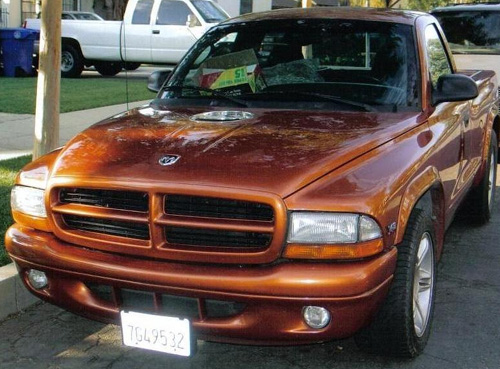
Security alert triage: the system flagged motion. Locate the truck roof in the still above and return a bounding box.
[222,7,428,26]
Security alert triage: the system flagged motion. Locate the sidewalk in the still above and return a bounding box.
[0,99,150,320]
[0,100,150,160]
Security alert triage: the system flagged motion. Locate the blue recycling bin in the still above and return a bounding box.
[0,28,39,77]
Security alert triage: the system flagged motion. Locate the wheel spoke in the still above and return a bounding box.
[413,298,424,334]
[412,232,434,338]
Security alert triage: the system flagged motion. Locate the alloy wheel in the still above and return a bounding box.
[413,232,434,338]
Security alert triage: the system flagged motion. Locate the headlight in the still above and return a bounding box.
[285,212,383,260]
[288,212,381,244]
[11,186,47,218]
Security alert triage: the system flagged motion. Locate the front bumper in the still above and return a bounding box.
[6,224,397,345]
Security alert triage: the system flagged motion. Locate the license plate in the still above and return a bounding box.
[121,311,192,357]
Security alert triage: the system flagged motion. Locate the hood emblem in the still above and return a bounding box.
[159,155,180,166]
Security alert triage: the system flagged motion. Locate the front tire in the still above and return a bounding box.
[61,43,84,78]
[355,209,436,358]
[94,61,122,77]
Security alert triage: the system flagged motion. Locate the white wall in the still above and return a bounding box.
[4,0,21,27]
[253,0,272,13]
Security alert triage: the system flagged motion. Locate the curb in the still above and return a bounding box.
[0,263,39,322]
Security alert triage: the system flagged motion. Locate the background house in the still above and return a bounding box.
[1,0,413,29]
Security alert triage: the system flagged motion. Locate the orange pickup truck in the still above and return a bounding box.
[6,8,499,358]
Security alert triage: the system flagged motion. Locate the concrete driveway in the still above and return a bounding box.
[1,181,499,369]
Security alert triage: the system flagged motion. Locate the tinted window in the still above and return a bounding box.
[433,10,500,54]
[425,25,452,88]
[132,0,154,25]
[157,1,192,25]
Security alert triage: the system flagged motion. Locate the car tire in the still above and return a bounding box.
[61,43,84,78]
[466,130,498,224]
[94,61,123,77]
[355,209,436,358]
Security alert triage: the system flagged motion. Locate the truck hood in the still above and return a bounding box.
[51,105,422,197]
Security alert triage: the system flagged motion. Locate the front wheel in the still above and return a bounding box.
[94,61,122,77]
[355,209,436,357]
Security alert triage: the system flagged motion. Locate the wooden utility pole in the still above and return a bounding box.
[33,0,62,160]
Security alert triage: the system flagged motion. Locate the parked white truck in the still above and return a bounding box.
[25,0,228,77]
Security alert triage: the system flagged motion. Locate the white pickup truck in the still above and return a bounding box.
[25,0,228,77]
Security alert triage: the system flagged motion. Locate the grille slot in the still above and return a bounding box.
[165,195,274,221]
[60,188,149,212]
[52,186,281,263]
[63,215,150,240]
[85,283,246,320]
[166,227,271,248]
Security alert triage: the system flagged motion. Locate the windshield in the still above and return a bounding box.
[163,19,419,112]
[433,11,500,54]
[191,0,228,23]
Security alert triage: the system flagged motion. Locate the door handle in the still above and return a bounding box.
[152,30,160,34]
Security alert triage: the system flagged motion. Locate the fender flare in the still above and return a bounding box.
[395,166,442,245]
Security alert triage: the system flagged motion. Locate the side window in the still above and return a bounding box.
[156,1,193,25]
[425,25,452,88]
[132,0,154,25]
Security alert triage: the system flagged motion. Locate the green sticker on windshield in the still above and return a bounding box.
[210,66,248,89]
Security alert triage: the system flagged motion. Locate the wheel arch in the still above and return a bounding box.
[395,168,445,260]
[61,38,85,63]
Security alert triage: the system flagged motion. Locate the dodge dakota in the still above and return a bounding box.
[6,8,499,358]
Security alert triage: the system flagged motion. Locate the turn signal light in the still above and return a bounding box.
[284,239,384,260]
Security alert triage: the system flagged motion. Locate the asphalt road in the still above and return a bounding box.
[1,179,499,369]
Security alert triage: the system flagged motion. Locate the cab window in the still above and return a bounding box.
[157,0,193,25]
[132,0,154,25]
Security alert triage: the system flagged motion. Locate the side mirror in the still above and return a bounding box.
[432,74,479,106]
[186,14,200,28]
[147,70,171,93]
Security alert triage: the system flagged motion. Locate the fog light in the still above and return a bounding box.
[303,306,331,329]
[27,269,48,289]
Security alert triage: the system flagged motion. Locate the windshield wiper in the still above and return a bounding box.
[163,85,248,107]
[250,91,376,112]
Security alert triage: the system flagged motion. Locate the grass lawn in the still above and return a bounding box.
[0,156,32,267]
[0,77,156,114]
